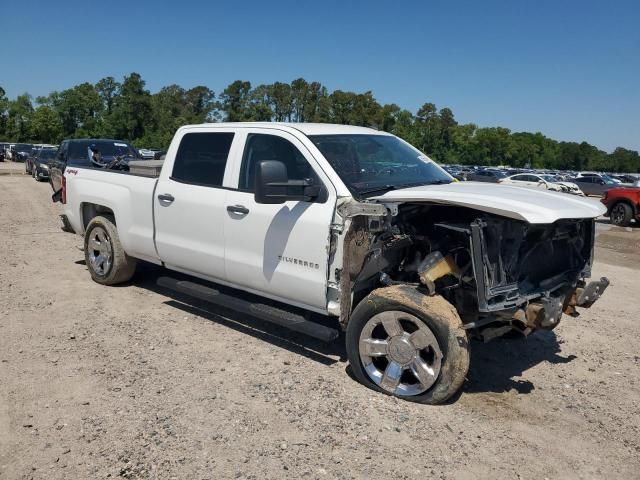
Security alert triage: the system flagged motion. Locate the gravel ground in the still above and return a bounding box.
[1,174,639,480]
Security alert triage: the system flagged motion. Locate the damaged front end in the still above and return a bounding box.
[336,202,608,341]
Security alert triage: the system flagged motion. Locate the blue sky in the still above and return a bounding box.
[2,0,638,151]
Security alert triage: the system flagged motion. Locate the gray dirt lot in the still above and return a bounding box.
[0,173,639,480]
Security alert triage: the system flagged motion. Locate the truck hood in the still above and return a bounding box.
[371,182,606,224]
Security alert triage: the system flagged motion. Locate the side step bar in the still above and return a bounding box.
[157,276,339,342]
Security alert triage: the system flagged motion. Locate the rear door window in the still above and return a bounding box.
[171,132,235,187]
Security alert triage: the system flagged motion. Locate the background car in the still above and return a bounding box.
[467,169,508,183]
[570,176,618,196]
[499,173,564,192]
[612,174,639,184]
[25,148,41,174]
[138,148,156,159]
[13,143,34,162]
[602,187,640,226]
[31,148,58,181]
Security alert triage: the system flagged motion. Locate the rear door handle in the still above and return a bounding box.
[158,193,175,203]
[227,204,249,215]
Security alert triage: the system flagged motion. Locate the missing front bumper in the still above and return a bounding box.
[513,277,610,332]
[563,277,610,315]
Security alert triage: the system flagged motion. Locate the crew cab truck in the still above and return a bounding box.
[57,123,609,404]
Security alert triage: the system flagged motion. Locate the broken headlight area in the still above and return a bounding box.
[349,204,607,340]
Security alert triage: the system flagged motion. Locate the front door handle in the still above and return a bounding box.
[227,204,249,215]
[158,193,175,203]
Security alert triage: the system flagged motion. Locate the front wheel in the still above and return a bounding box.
[346,286,469,404]
[84,216,137,285]
[610,202,633,227]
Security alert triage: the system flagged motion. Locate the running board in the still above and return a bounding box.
[157,276,339,342]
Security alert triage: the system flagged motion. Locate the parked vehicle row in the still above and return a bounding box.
[48,122,609,405]
[442,164,639,198]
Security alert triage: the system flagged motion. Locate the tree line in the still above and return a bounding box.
[0,74,638,172]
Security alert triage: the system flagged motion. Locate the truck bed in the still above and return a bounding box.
[64,166,161,264]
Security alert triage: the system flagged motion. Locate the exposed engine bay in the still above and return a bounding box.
[338,203,609,341]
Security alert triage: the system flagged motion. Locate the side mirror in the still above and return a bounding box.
[255,160,288,204]
[597,179,605,185]
[254,160,320,204]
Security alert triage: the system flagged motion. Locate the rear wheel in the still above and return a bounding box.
[610,202,633,227]
[346,285,469,404]
[84,216,137,285]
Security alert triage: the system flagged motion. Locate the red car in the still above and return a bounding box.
[602,187,640,226]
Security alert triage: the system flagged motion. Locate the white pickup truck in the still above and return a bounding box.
[58,122,609,404]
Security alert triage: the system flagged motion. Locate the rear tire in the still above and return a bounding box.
[84,215,137,285]
[610,202,633,227]
[346,285,469,404]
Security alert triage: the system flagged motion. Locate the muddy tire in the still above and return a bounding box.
[610,202,633,227]
[84,216,137,285]
[346,285,469,404]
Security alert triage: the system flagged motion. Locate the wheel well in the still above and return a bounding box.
[81,203,115,231]
[609,199,636,216]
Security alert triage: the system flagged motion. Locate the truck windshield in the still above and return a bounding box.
[308,134,452,197]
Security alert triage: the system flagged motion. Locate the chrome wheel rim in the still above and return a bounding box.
[88,226,113,276]
[611,205,625,225]
[359,311,442,396]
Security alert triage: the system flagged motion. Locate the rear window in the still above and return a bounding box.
[67,140,139,165]
[38,149,57,160]
[171,132,235,187]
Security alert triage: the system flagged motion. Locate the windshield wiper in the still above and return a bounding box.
[358,180,450,196]
[424,179,451,185]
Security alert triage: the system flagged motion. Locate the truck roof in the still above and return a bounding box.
[180,122,392,136]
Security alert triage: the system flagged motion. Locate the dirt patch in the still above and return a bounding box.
[595,228,640,270]
[1,175,639,479]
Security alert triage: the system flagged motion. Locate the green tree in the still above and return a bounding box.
[31,105,63,143]
[46,83,102,137]
[184,86,215,121]
[269,82,293,121]
[0,86,9,140]
[95,77,121,114]
[218,80,254,121]
[7,94,34,141]
[107,73,152,141]
[1,75,638,173]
